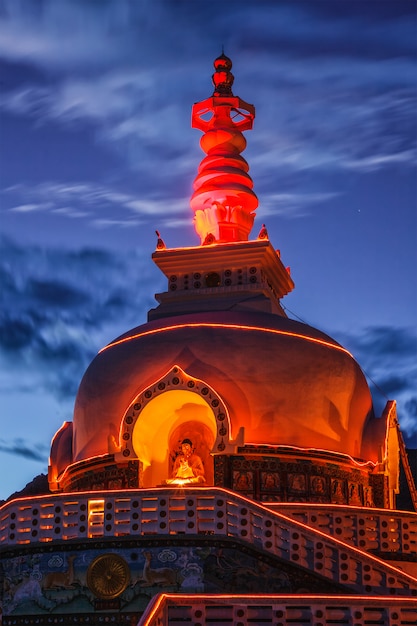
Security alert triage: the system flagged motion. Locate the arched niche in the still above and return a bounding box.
[117,365,231,487]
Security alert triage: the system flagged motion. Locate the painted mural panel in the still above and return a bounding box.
[1,542,330,617]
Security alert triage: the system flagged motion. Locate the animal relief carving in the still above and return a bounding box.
[43,556,76,589]
[140,552,177,587]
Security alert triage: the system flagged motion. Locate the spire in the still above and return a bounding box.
[191,53,258,244]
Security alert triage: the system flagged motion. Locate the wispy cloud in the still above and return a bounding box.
[258,192,341,219]
[0,438,49,463]
[0,71,155,124]
[2,67,414,178]
[344,149,417,172]
[9,203,48,213]
[0,1,413,72]
[0,2,414,180]
[2,181,189,228]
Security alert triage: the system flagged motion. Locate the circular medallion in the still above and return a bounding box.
[87,554,130,599]
[205,272,221,287]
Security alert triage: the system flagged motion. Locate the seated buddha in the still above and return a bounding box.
[165,439,206,485]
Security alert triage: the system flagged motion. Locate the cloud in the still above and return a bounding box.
[0,438,48,463]
[229,2,415,61]
[344,149,417,172]
[248,84,416,177]
[335,326,417,446]
[9,203,47,213]
[0,71,155,124]
[3,62,414,178]
[0,235,163,402]
[0,74,196,192]
[51,207,89,218]
[0,1,414,74]
[2,181,190,229]
[345,326,417,362]
[91,218,141,229]
[126,197,189,217]
[30,277,90,307]
[258,191,341,219]
[0,0,154,69]
[0,1,414,182]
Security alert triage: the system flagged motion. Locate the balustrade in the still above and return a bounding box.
[139,594,417,626]
[1,488,416,595]
[265,503,417,555]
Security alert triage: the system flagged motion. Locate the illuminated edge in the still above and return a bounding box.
[99,322,353,357]
[244,443,376,468]
[118,364,232,460]
[141,593,417,626]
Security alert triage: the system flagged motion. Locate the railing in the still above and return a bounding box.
[397,421,417,511]
[264,502,417,555]
[138,594,417,626]
[1,488,416,596]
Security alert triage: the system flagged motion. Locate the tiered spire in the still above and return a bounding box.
[191,53,258,244]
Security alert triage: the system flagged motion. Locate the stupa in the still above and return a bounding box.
[1,53,416,626]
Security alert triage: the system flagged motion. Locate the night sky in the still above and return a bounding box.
[0,0,416,500]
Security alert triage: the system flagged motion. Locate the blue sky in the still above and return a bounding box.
[0,0,416,500]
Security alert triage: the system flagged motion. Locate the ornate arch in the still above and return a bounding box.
[117,365,231,461]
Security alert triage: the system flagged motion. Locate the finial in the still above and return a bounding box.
[155,230,166,250]
[257,224,269,240]
[203,233,216,246]
[212,52,234,96]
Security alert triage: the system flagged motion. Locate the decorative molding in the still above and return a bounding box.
[117,365,232,461]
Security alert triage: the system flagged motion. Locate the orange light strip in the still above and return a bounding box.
[147,592,417,602]
[140,593,417,625]
[141,592,169,624]
[56,452,111,485]
[0,484,407,514]
[383,400,397,463]
[264,501,406,515]
[244,442,376,468]
[99,322,353,357]
[0,484,409,521]
[48,420,73,467]
[153,239,270,253]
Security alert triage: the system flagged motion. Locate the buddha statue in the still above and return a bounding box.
[165,439,206,485]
